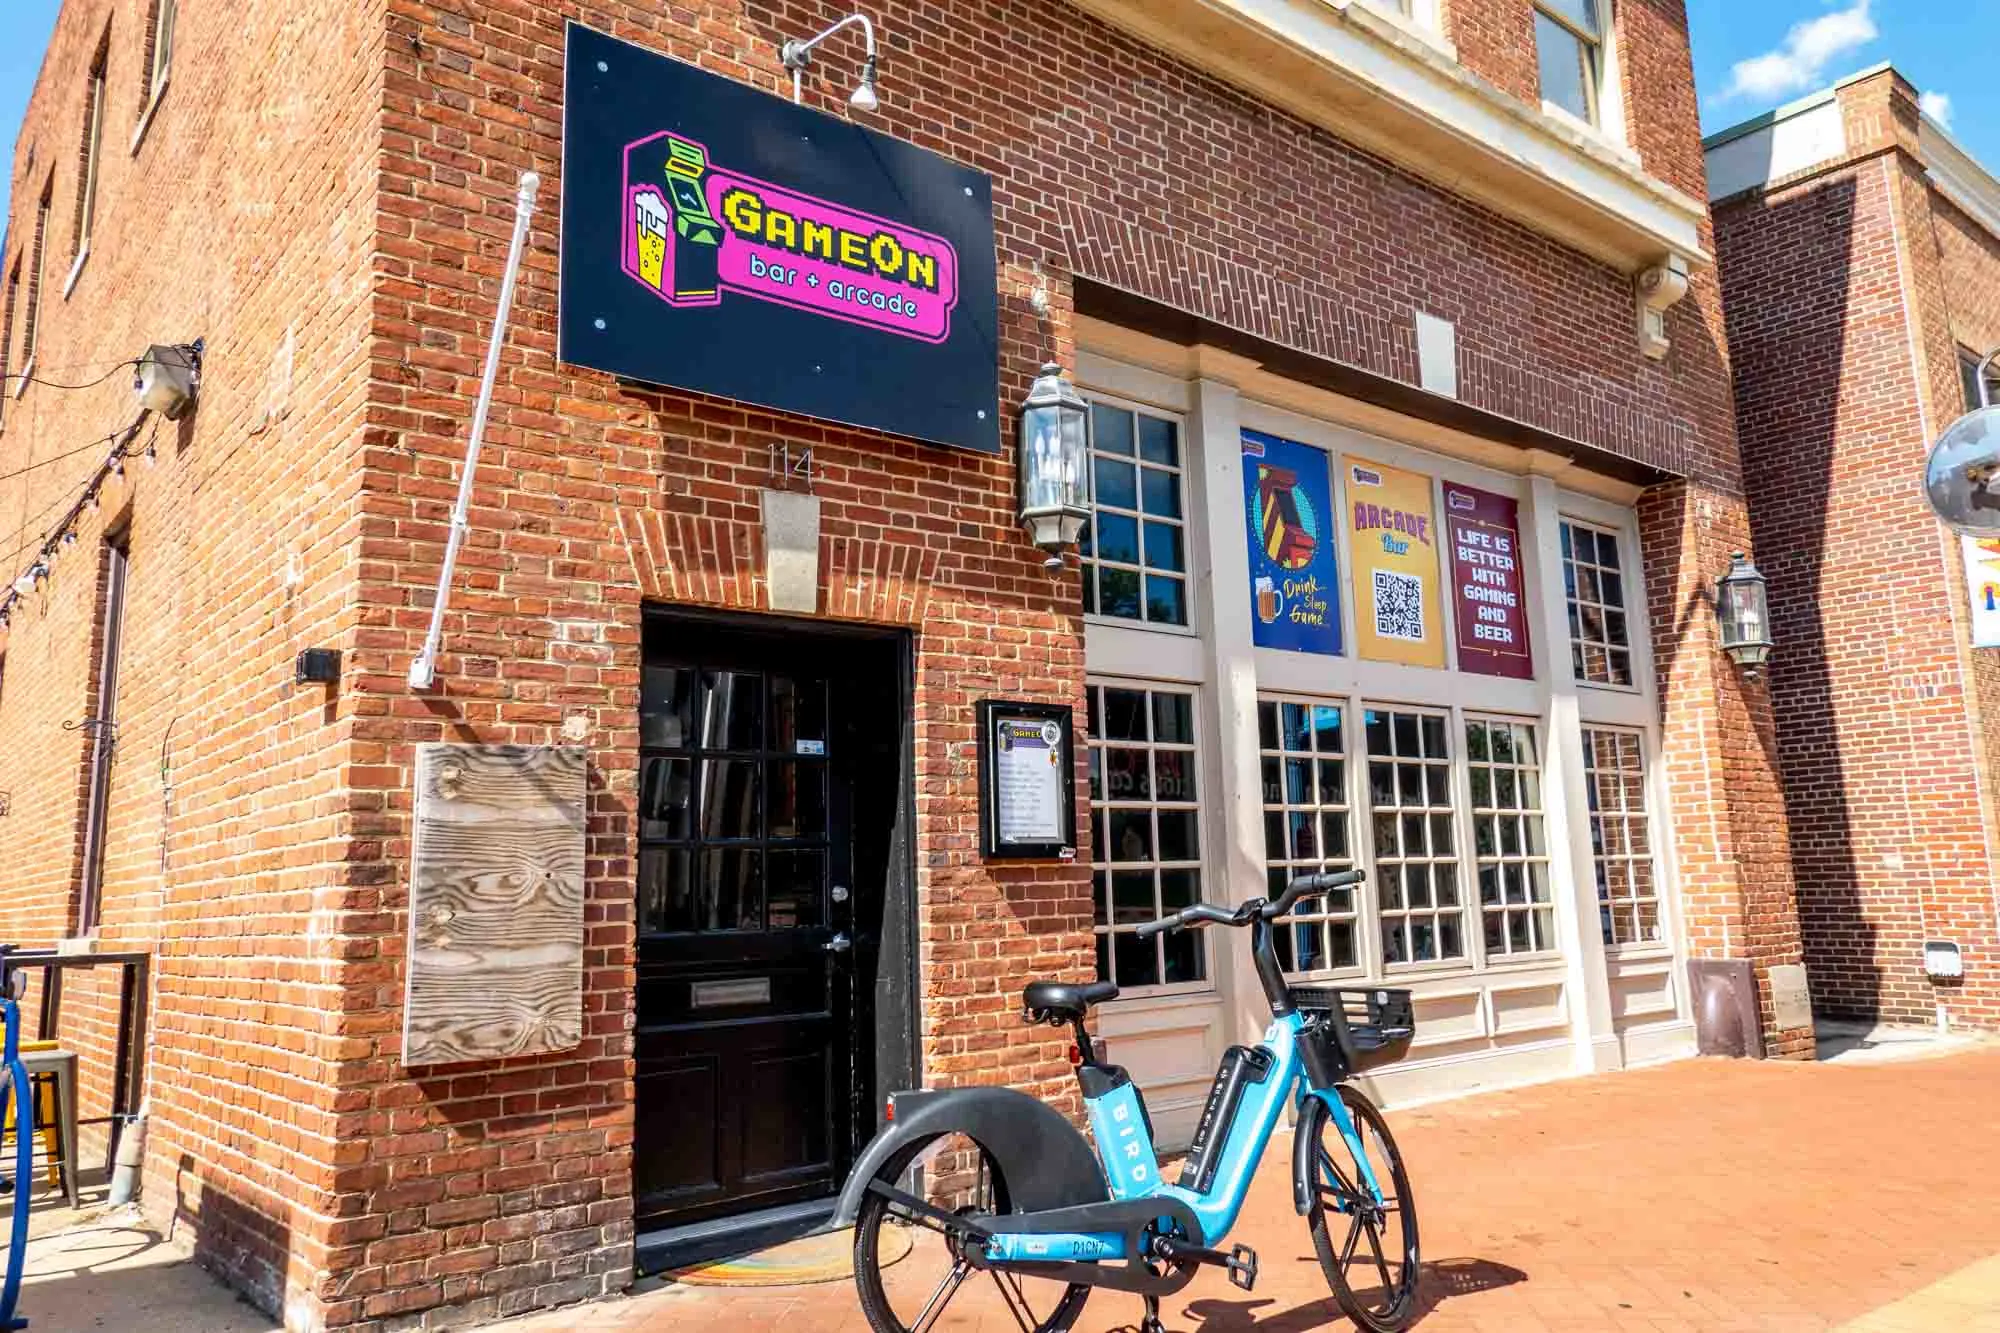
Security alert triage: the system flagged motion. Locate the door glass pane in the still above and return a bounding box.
[640,757,693,841]
[701,759,761,839]
[766,762,826,839]
[770,675,827,753]
[697,848,761,931]
[642,666,697,747]
[1101,689,1149,741]
[765,850,825,930]
[702,670,763,750]
[639,848,693,934]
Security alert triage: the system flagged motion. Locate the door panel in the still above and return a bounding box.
[634,616,904,1233]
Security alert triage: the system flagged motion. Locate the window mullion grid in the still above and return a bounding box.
[1365,705,1464,969]
[1467,716,1555,961]
[1090,683,1204,992]
[1258,694,1359,978]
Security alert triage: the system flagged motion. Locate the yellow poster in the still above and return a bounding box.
[1345,457,1446,668]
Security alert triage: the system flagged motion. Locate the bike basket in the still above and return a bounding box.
[1288,986,1416,1084]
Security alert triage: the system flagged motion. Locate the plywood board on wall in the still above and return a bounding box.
[403,744,587,1067]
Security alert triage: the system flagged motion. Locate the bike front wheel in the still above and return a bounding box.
[1302,1084,1421,1333]
[853,1132,1092,1333]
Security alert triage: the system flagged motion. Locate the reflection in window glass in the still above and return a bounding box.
[1584,727,1660,946]
[1364,706,1464,965]
[1259,697,1358,975]
[1466,718,1556,957]
[1088,682,1206,988]
[1562,520,1633,686]
[1081,398,1189,627]
[1534,0,1601,125]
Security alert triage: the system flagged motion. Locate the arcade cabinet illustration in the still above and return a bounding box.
[625,133,723,304]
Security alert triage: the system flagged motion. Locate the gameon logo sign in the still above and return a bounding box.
[559,23,1000,454]
[622,131,960,344]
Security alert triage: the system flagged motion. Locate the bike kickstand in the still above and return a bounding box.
[1139,1292,1167,1333]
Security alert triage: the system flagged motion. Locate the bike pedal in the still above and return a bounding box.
[1227,1243,1258,1291]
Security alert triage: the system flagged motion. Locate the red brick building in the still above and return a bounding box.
[1709,65,2000,1035]
[0,0,1805,1327]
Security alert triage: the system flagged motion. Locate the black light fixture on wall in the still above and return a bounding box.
[1715,552,1773,673]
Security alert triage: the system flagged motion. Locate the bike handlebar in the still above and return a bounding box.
[1132,869,1366,938]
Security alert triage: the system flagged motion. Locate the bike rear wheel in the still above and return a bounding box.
[1303,1084,1421,1333]
[853,1132,1092,1333]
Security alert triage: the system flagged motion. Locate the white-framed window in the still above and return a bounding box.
[1562,518,1633,687]
[0,259,15,423]
[1087,681,1207,991]
[1582,726,1660,947]
[1258,696,1360,976]
[146,0,176,101]
[73,38,108,276]
[1081,397,1190,629]
[1466,716,1556,957]
[1362,705,1464,966]
[17,183,50,392]
[1534,0,1605,126]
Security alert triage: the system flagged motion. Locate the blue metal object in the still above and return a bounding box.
[1,961,33,1331]
[983,1011,1391,1268]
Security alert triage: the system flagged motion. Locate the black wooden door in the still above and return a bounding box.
[634,616,902,1233]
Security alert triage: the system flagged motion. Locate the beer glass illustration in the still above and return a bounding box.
[1256,576,1282,624]
[633,190,670,292]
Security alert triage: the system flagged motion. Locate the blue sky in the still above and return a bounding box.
[0,0,1990,220]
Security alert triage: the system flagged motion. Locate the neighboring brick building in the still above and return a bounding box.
[1708,65,2000,1034]
[0,0,1805,1328]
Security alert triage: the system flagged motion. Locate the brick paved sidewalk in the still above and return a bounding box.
[498,1046,2000,1332]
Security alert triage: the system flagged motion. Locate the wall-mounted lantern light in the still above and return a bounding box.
[1017,362,1090,572]
[1715,551,1773,672]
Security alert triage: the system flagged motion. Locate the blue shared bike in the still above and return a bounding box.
[836,869,1421,1333]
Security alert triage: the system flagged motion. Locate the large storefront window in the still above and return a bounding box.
[1466,717,1555,956]
[1562,519,1633,686]
[1583,727,1660,946]
[1259,697,1358,974]
[1364,706,1463,965]
[1088,682,1206,989]
[1081,400,1189,627]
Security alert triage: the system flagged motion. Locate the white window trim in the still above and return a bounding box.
[1579,721,1671,957]
[62,245,90,301]
[131,75,168,155]
[1531,0,1632,158]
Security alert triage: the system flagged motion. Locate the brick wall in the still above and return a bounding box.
[1715,68,2000,1031]
[0,0,1809,1328]
[0,0,387,1315]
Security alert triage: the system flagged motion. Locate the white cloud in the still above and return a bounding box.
[1920,90,1953,128]
[1722,1,1879,103]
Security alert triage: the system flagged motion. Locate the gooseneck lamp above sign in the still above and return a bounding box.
[1926,347,2000,536]
[1715,552,1773,672]
[780,12,879,111]
[1017,362,1091,571]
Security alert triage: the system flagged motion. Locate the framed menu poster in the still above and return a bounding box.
[977,700,1078,859]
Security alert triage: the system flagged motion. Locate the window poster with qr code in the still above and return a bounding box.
[1345,458,1446,669]
[1241,429,1342,656]
[1445,484,1534,678]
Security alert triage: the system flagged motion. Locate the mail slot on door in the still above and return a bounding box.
[691,978,772,1009]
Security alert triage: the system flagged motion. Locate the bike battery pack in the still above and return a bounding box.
[1178,1044,1274,1193]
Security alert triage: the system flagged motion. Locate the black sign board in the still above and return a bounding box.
[559,23,1001,453]
[976,700,1077,860]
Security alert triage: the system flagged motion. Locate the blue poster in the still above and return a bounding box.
[1242,430,1342,655]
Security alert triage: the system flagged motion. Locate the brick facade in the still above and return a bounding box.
[1713,67,2000,1032]
[0,1,1806,1328]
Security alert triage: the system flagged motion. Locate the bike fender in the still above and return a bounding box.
[1292,1087,1336,1215]
[833,1087,1109,1226]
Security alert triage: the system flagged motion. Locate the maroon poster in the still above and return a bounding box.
[1444,484,1532,678]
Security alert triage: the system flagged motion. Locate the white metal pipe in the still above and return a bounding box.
[408,170,540,690]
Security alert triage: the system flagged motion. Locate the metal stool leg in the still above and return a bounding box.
[50,1060,79,1211]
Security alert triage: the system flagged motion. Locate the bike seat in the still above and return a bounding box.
[1023,980,1119,1021]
